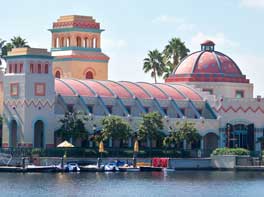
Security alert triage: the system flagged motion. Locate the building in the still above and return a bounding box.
[1,15,264,153]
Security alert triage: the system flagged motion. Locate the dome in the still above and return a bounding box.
[165,40,249,83]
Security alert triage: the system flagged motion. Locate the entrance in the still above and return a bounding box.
[34,120,44,148]
[10,120,18,147]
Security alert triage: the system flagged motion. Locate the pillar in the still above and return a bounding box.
[255,129,262,152]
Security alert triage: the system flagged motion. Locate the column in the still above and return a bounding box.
[128,137,132,148]
[109,137,112,148]
[200,138,204,150]
[255,129,262,152]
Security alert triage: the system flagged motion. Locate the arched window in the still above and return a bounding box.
[44,64,48,73]
[55,71,61,78]
[9,64,12,73]
[85,71,94,79]
[60,37,64,47]
[84,38,89,48]
[30,64,34,73]
[76,37,82,47]
[38,64,41,73]
[56,37,60,48]
[34,120,44,148]
[66,37,70,47]
[92,38,96,48]
[14,64,17,73]
[19,64,23,73]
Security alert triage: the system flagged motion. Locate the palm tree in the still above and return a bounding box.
[143,49,165,83]
[10,36,29,48]
[163,38,190,79]
[0,39,6,65]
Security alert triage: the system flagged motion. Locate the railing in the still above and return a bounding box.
[0,147,215,158]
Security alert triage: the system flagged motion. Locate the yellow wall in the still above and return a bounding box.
[53,60,108,80]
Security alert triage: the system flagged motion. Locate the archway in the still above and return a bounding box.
[76,37,82,47]
[85,71,94,79]
[204,132,218,151]
[10,120,18,148]
[34,120,44,148]
[55,71,61,78]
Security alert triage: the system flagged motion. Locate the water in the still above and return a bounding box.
[1,171,264,196]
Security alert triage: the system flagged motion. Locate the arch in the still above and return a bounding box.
[56,37,60,48]
[85,71,94,79]
[60,37,64,47]
[203,132,218,151]
[9,119,18,148]
[34,120,44,148]
[76,36,82,47]
[55,70,61,78]
[92,37,96,48]
[66,37,70,47]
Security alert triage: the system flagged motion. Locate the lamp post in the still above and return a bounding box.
[133,132,139,168]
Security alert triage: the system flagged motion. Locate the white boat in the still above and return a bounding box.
[104,163,119,172]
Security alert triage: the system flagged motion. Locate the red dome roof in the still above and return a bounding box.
[55,79,203,101]
[166,41,249,83]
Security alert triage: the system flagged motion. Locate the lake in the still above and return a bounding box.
[1,171,264,196]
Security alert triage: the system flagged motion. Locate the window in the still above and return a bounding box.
[10,83,19,96]
[107,106,112,114]
[37,64,41,73]
[44,64,48,73]
[202,88,213,95]
[67,105,74,112]
[144,107,149,113]
[163,108,168,115]
[126,106,131,115]
[14,64,17,73]
[85,71,93,79]
[235,90,244,98]
[87,105,93,114]
[55,71,61,78]
[34,83,46,96]
[9,64,12,73]
[30,64,34,73]
[76,37,82,47]
[180,108,185,116]
[19,64,23,73]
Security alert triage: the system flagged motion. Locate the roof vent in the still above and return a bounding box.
[201,40,215,51]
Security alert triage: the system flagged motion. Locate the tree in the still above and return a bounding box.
[143,49,165,83]
[55,111,89,146]
[10,36,29,48]
[0,39,6,65]
[101,116,131,147]
[163,38,190,79]
[138,112,164,151]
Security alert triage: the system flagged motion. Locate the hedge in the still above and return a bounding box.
[212,148,249,156]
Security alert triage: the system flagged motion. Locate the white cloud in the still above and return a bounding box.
[240,0,264,8]
[101,38,127,50]
[190,32,240,51]
[152,15,184,24]
[152,15,195,32]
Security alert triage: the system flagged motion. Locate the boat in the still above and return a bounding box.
[104,163,119,172]
[119,166,140,172]
[79,165,104,172]
[139,166,163,172]
[162,168,175,172]
[26,165,58,173]
[64,163,80,172]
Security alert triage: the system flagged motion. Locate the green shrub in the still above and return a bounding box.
[212,148,249,156]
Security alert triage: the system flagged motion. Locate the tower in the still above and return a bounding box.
[49,15,109,80]
[2,48,55,148]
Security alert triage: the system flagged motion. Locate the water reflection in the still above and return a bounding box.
[0,171,264,196]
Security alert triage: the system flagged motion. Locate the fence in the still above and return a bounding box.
[0,147,215,158]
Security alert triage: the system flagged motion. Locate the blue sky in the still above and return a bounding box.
[1,0,264,95]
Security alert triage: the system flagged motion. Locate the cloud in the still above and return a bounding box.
[190,32,240,50]
[240,0,264,8]
[152,15,195,32]
[101,38,127,49]
[152,15,184,24]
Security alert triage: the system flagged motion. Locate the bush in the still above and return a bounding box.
[212,148,249,156]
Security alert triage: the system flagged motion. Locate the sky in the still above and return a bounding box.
[0,0,264,96]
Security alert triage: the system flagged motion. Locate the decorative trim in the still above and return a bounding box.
[6,55,53,60]
[53,58,108,63]
[49,27,104,33]
[51,47,101,52]
[213,106,264,114]
[5,99,55,109]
